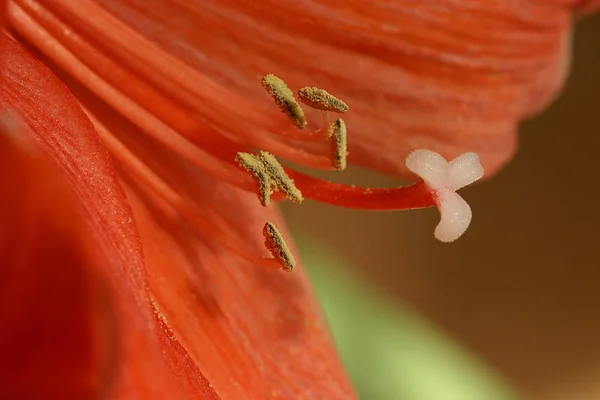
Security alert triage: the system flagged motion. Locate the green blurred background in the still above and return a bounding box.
[282,13,600,400]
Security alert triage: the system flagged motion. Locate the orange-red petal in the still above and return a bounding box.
[126,171,356,399]
[87,0,596,178]
[2,7,355,398]
[0,34,218,398]
[577,0,600,13]
[69,86,357,398]
[0,118,106,399]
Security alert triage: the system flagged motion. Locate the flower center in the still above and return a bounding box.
[8,0,483,271]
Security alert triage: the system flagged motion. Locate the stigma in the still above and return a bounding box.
[406,150,484,243]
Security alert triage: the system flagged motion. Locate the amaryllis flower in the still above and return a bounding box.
[1,1,598,399]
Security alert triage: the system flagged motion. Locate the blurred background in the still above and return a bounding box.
[282,13,600,400]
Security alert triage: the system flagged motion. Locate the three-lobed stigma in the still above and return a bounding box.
[406,150,484,243]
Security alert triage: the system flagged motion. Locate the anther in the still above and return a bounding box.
[262,221,296,271]
[297,87,349,114]
[235,152,273,206]
[235,151,303,206]
[258,151,304,203]
[329,118,348,171]
[262,74,307,129]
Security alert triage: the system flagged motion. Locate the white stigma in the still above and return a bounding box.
[405,150,484,243]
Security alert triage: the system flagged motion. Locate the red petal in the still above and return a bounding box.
[0,35,218,398]
[0,120,106,399]
[126,169,356,399]
[70,86,357,397]
[3,8,355,397]
[576,0,600,12]
[88,0,592,178]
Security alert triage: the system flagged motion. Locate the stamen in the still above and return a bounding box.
[15,2,336,170]
[235,152,273,206]
[258,151,303,203]
[261,74,307,129]
[329,118,348,171]
[262,222,296,272]
[297,87,349,114]
[235,151,303,206]
[16,0,480,244]
[92,116,286,271]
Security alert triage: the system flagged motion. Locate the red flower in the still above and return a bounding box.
[1,0,597,398]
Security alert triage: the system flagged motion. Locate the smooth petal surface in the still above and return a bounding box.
[87,0,597,178]
[131,190,354,399]
[129,185,354,399]
[0,120,106,399]
[0,35,218,398]
[577,0,600,12]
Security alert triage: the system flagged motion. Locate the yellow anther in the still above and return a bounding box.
[262,221,296,271]
[235,152,273,206]
[297,87,349,114]
[257,151,303,204]
[262,74,307,129]
[329,118,348,171]
[235,151,303,206]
